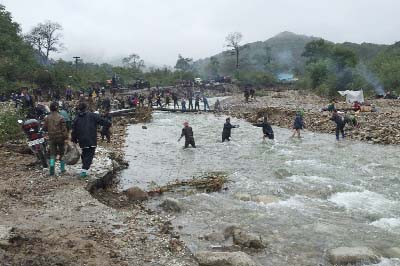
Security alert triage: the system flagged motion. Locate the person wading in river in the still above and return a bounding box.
[292,111,305,138]
[222,117,240,142]
[253,117,274,140]
[178,121,196,148]
[330,110,345,141]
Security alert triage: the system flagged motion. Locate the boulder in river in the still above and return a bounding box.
[160,198,182,212]
[328,247,380,265]
[196,251,257,266]
[234,193,251,201]
[232,229,266,249]
[384,247,400,259]
[252,195,279,204]
[203,231,225,242]
[125,187,148,201]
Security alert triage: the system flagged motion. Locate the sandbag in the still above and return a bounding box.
[63,142,80,165]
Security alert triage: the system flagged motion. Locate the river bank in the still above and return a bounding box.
[222,90,400,145]
[0,107,197,266]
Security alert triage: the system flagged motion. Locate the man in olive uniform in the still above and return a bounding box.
[43,102,68,175]
[178,121,196,148]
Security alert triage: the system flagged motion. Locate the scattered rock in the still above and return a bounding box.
[160,198,182,212]
[232,229,266,249]
[234,193,251,201]
[203,231,225,242]
[273,169,291,179]
[252,195,279,204]
[328,247,380,265]
[142,125,147,129]
[196,251,257,266]
[125,187,148,201]
[384,247,400,259]
[224,225,240,240]
[0,226,14,247]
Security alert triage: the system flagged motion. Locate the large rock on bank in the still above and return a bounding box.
[125,187,148,201]
[196,251,257,266]
[328,247,380,265]
[0,226,14,247]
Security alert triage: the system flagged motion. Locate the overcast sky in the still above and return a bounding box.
[2,0,400,66]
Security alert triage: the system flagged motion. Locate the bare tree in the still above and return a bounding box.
[25,20,63,62]
[122,53,145,71]
[225,32,243,69]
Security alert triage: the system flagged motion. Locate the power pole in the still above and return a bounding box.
[73,56,81,73]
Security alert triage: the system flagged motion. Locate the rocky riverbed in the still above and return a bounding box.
[222,90,400,145]
[0,107,197,266]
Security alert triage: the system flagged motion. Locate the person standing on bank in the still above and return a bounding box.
[71,102,111,178]
[178,121,196,148]
[222,117,240,142]
[43,102,68,175]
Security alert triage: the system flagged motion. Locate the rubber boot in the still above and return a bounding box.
[60,160,66,173]
[49,158,55,176]
[79,170,87,179]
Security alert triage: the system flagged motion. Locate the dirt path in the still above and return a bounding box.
[0,111,197,266]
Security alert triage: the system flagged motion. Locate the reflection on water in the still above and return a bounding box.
[121,110,400,266]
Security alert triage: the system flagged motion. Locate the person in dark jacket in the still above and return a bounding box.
[178,121,196,148]
[253,117,274,140]
[100,110,112,143]
[188,94,194,110]
[330,110,345,140]
[222,117,239,142]
[71,102,111,178]
[195,95,200,111]
[292,112,304,138]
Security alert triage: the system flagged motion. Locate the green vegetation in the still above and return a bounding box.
[0,108,24,143]
[0,3,399,97]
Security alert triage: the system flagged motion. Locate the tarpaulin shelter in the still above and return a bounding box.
[338,90,364,103]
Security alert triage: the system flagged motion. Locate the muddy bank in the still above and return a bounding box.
[0,107,198,266]
[222,91,400,145]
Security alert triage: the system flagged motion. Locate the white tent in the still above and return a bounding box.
[338,90,364,103]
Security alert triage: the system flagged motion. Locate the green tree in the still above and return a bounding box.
[175,54,193,72]
[0,4,38,94]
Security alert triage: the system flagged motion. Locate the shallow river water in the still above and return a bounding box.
[120,107,400,266]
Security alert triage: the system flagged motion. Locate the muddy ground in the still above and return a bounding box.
[0,107,197,266]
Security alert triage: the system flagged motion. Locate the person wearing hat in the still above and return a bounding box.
[253,117,274,140]
[222,117,239,142]
[178,121,196,148]
[71,102,111,178]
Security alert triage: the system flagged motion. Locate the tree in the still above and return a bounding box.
[175,54,193,72]
[302,39,332,63]
[225,32,243,70]
[122,53,145,71]
[25,20,63,62]
[0,4,37,93]
[206,56,220,77]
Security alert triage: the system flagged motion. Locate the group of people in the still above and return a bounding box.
[43,101,112,178]
[178,113,305,149]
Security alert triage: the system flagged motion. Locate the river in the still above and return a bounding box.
[120,106,400,266]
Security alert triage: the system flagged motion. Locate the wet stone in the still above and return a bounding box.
[232,229,266,249]
[384,247,400,259]
[234,193,251,201]
[160,198,182,213]
[328,247,380,265]
[0,226,14,247]
[125,187,148,201]
[196,251,258,266]
[252,195,279,204]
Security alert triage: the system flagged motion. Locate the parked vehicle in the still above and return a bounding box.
[18,119,49,168]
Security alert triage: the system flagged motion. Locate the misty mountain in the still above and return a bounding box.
[193,31,388,79]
